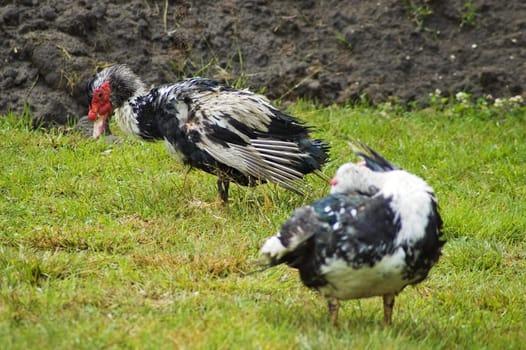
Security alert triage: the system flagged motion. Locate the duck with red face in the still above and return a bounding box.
[86,64,330,203]
[87,81,112,139]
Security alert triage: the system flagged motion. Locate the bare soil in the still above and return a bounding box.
[1,0,524,128]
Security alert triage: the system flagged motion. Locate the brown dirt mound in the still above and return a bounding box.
[1,0,524,128]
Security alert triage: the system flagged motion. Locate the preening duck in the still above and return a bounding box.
[260,142,445,325]
[86,65,330,203]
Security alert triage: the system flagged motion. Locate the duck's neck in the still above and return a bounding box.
[114,95,141,137]
[107,66,150,138]
[354,169,387,196]
[113,89,146,138]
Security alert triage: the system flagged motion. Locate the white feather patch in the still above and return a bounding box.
[114,101,141,136]
[319,248,410,299]
[380,171,435,244]
[259,235,287,260]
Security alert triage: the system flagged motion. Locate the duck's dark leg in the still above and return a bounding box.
[328,298,340,326]
[382,293,396,326]
[217,179,230,204]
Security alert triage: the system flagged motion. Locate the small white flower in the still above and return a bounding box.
[429,89,442,100]
[509,95,523,104]
[471,43,478,49]
[494,98,504,108]
[455,92,469,102]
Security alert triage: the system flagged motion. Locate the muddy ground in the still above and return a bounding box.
[1,0,524,128]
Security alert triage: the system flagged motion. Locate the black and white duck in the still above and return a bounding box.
[86,64,330,203]
[260,142,445,325]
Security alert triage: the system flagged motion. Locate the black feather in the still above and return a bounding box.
[351,141,399,172]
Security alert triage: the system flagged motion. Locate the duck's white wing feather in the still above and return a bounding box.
[176,83,323,193]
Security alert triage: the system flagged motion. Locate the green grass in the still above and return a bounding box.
[1,102,525,349]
